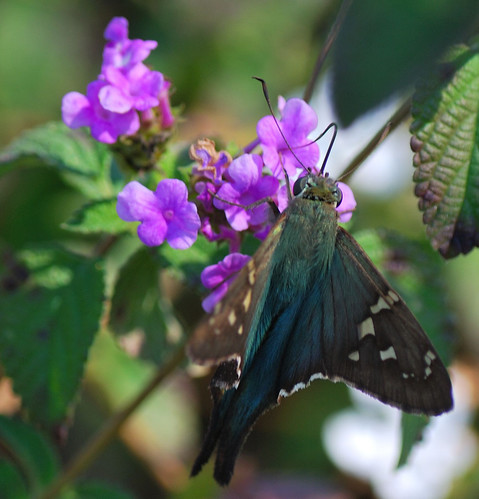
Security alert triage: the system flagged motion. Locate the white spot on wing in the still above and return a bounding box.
[243,288,252,311]
[370,296,390,314]
[425,350,436,365]
[379,345,397,361]
[227,310,236,326]
[348,350,360,361]
[388,290,399,303]
[238,324,244,335]
[358,317,375,340]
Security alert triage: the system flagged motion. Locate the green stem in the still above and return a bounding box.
[38,345,187,499]
[339,96,412,181]
[303,0,353,103]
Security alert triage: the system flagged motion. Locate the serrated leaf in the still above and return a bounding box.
[110,247,177,365]
[0,416,59,497]
[411,44,479,258]
[355,229,453,363]
[0,247,105,425]
[0,122,119,199]
[62,198,130,234]
[332,0,477,126]
[397,412,429,467]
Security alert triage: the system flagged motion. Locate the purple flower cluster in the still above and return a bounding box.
[62,17,173,144]
[116,89,357,310]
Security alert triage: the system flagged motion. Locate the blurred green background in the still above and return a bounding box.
[1,1,479,498]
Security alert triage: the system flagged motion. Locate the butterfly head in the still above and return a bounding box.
[292,173,343,207]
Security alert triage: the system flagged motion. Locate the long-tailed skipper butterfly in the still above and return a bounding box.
[187,90,453,486]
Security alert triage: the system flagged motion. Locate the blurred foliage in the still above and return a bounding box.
[0,1,478,498]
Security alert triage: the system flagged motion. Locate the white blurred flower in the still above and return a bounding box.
[322,368,476,499]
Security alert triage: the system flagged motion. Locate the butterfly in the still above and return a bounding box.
[187,150,453,487]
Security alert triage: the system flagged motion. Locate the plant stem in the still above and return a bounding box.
[38,345,186,499]
[339,96,412,181]
[303,0,353,103]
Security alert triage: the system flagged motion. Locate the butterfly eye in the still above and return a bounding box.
[335,186,343,207]
[293,176,308,196]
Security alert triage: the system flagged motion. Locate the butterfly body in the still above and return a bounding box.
[188,173,453,486]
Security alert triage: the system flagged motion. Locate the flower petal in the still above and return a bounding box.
[137,216,167,246]
[117,181,159,221]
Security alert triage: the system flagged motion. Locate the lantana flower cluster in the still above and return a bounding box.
[62,17,173,144]
[62,17,356,313]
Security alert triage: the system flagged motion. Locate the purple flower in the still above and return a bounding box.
[158,80,175,129]
[201,253,251,312]
[100,17,168,114]
[257,98,319,179]
[200,217,241,254]
[100,64,165,112]
[190,138,232,183]
[214,154,279,231]
[337,182,357,223]
[62,16,175,142]
[102,17,158,73]
[62,80,140,144]
[117,179,200,249]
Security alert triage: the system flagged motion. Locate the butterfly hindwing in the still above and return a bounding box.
[278,226,453,415]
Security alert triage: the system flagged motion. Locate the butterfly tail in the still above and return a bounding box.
[190,390,231,477]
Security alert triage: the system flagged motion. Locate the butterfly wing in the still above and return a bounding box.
[278,226,453,415]
[187,213,287,386]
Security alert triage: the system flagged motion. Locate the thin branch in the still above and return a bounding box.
[338,96,412,182]
[38,344,187,499]
[303,0,353,103]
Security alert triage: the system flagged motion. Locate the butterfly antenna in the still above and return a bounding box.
[253,77,309,174]
[318,122,337,175]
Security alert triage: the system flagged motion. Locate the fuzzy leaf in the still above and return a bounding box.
[411,45,479,258]
[0,122,118,199]
[0,247,105,425]
[110,247,178,365]
[332,0,477,125]
[62,198,130,234]
[0,416,59,497]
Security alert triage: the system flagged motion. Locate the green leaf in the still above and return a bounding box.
[411,44,479,258]
[397,413,429,467]
[62,198,130,235]
[0,246,105,425]
[355,229,453,363]
[0,416,59,497]
[332,0,477,125]
[0,122,119,199]
[159,234,228,281]
[110,248,178,365]
[0,461,29,499]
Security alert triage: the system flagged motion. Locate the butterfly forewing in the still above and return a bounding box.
[187,213,287,377]
[278,226,452,415]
